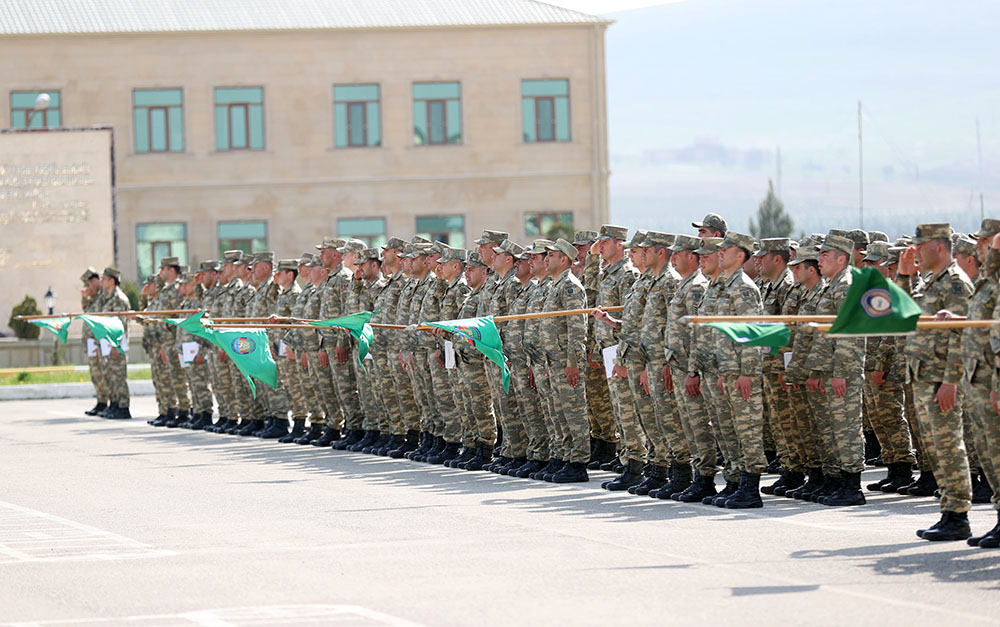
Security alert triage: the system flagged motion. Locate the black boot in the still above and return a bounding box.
[587,437,601,466]
[259,418,290,439]
[599,449,620,472]
[279,418,307,443]
[972,472,995,504]
[500,457,528,476]
[463,442,494,471]
[709,479,740,506]
[361,431,386,454]
[445,445,475,468]
[631,465,668,496]
[252,417,274,437]
[166,409,189,428]
[101,402,120,419]
[648,463,679,499]
[551,461,589,483]
[207,417,232,433]
[790,468,824,500]
[238,419,266,437]
[820,471,866,506]
[764,450,781,474]
[294,423,323,444]
[184,412,207,429]
[773,471,805,497]
[515,459,545,479]
[355,431,382,454]
[376,434,402,456]
[147,410,166,425]
[224,418,246,435]
[85,401,107,416]
[590,440,617,470]
[107,405,132,420]
[864,430,882,465]
[920,511,972,542]
[427,441,461,465]
[604,459,644,491]
[664,462,694,499]
[151,407,174,427]
[762,471,790,495]
[405,433,432,460]
[876,461,915,493]
[314,426,344,447]
[725,472,763,509]
[530,458,560,480]
[901,470,937,496]
[372,433,395,456]
[419,436,446,463]
[331,428,360,450]
[542,460,567,482]
[970,511,1000,548]
[673,473,718,502]
[810,472,842,503]
[389,431,420,459]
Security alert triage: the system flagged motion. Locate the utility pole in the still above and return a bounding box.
[858,100,864,229]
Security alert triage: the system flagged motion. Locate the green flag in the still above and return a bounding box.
[212,327,277,398]
[76,314,125,352]
[310,311,376,364]
[29,317,72,344]
[427,316,510,392]
[162,310,216,342]
[705,322,791,348]
[827,266,921,336]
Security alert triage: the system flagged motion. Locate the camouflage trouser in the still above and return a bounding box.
[912,377,971,514]
[226,356,254,420]
[308,352,339,428]
[701,370,739,482]
[785,385,820,470]
[102,351,129,408]
[371,354,398,434]
[546,357,589,464]
[450,358,477,449]
[623,357,662,466]
[762,373,791,463]
[863,376,915,464]
[183,359,214,414]
[438,361,465,445]
[331,350,364,431]
[457,355,496,446]
[720,374,766,474]
[149,352,169,415]
[86,341,109,403]
[209,351,234,419]
[407,349,436,433]
[607,361,645,464]
[389,357,419,434]
[806,384,843,476]
[819,374,865,473]
[904,381,933,472]
[532,360,562,459]
[427,352,454,437]
[161,347,191,411]
[277,356,309,421]
[487,360,523,458]
[670,364,717,477]
[296,354,325,426]
[762,395,775,452]
[971,371,1000,510]
[636,358,686,467]
[510,359,546,461]
[585,360,616,442]
[357,352,385,431]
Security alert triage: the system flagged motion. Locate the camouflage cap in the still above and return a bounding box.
[624,230,647,248]
[353,248,382,264]
[753,237,791,257]
[546,238,578,260]
[144,274,157,284]
[638,230,675,249]
[276,259,299,272]
[572,230,599,245]
[411,235,431,245]
[893,236,912,246]
[493,239,526,259]
[102,266,121,280]
[466,251,487,268]
[597,224,628,241]
[972,219,1000,239]
[410,242,433,258]
[474,230,508,246]
[670,234,701,252]
[298,252,316,265]
[845,229,870,247]
[233,252,251,265]
[252,251,274,265]
[869,231,889,243]
[337,238,367,254]
[820,233,853,256]
[382,236,407,251]
[527,238,554,254]
[199,260,221,272]
[80,266,99,283]
[788,248,819,266]
[718,231,755,251]
[179,271,195,282]
[441,247,467,263]
[954,235,977,257]
[316,236,346,250]
[430,240,449,255]
[691,213,728,233]
[827,228,848,239]
[881,247,905,267]
[862,242,889,262]
[223,250,242,263]
[913,223,953,243]
[694,237,724,255]
[160,256,180,267]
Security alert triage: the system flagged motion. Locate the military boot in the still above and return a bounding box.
[85,401,107,416]
[207,417,230,433]
[972,471,995,504]
[599,451,621,472]
[515,459,545,478]
[810,472,842,503]
[773,471,805,496]
[101,402,120,419]
[593,440,618,470]
[920,511,972,542]
[499,457,528,475]
[969,511,1000,547]
[224,418,247,435]
[259,418,290,439]
[330,428,359,450]
[900,470,937,497]
[372,433,395,456]
[279,418,307,443]
[312,426,343,447]
[107,405,132,420]
[820,471,866,506]
[445,445,474,468]
[647,464,678,499]
[489,455,513,473]
[631,465,667,496]
[875,461,914,492]
[405,433,431,460]
[427,441,461,465]
[762,471,790,495]
[166,409,189,428]
[147,410,165,426]
[421,436,447,463]
[463,443,494,471]
[543,460,567,482]
[673,473,718,502]
[347,429,376,451]
[238,419,266,437]
[294,422,322,444]
[587,437,601,466]
[725,472,763,509]
[604,459,644,491]
[790,468,824,500]
[530,458,560,480]
[389,431,420,459]
[180,412,202,429]
[764,450,781,474]
[151,407,174,427]
[357,431,384,454]
[663,462,693,499]
[864,430,882,466]
[552,461,589,483]
[252,417,273,437]
[708,479,740,506]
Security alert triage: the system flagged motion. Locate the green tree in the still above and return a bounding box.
[8,295,41,339]
[544,222,575,242]
[121,280,140,311]
[749,179,794,239]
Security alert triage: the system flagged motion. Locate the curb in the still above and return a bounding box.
[0,381,155,401]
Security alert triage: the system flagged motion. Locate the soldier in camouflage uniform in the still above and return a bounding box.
[148,257,192,427]
[243,252,289,439]
[80,267,110,416]
[524,243,562,479]
[352,248,391,453]
[204,252,242,433]
[98,267,132,419]
[268,259,306,442]
[186,260,222,430]
[174,269,214,428]
[318,238,361,448]
[898,224,975,541]
[224,254,258,435]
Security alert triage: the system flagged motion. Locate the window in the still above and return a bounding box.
[413,82,461,145]
[416,216,465,248]
[218,221,267,257]
[133,89,184,153]
[10,91,61,128]
[334,84,381,148]
[522,80,570,142]
[525,211,574,238]
[136,223,187,280]
[338,217,387,247]
[214,87,264,151]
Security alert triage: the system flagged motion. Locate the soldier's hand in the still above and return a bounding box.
[110,348,120,357]
[285,350,296,361]
[806,377,824,393]
[267,314,278,324]
[565,366,580,388]
[590,241,600,255]
[528,369,536,390]
[194,355,206,365]
[685,374,701,398]
[716,376,724,394]
[831,377,847,397]
[736,375,753,401]
[992,233,1000,250]
[158,349,168,364]
[335,347,348,364]
[218,349,227,361]
[872,370,885,387]
[434,349,445,367]
[662,365,673,394]
[778,372,789,392]
[640,368,650,395]
[318,350,330,367]
[588,354,602,369]
[300,353,308,369]
[613,364,628,379]
[935,383,957,413]
[898,247,918,275]
[991,390,998,414]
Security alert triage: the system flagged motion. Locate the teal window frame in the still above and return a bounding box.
[10,90,61,128]
[136,222,187,280]
[413,82,462,146]
[334,84,381,148]
[218,220,267,257]
[214,87,265,151]
[337,217,387,247]
[416,215,465,248]
[521,79,571,143]
[133,88,184,153]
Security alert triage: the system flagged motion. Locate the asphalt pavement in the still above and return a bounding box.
[0,397,997,626]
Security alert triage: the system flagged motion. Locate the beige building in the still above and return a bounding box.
[1,0,611,281]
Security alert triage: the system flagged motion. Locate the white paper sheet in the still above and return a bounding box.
[277,340,288,357]
[784,352,793,368]
[181,341,199,363]
[99,339,112,357]
[444,341,456,369]
[86,338,97,357]
[178,352,191,368]
[120,335,128,353]
[602,344,619,379]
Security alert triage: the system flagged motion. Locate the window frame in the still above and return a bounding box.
[135,222,187,280]
[521,79,571,143]
[132,88,184,153]
[333,83,381,149]
[337,217,387,247]
[10,90,62,128]
[525,211,574,238]
[217,219,268,258]
[412,81,462,146]
[415,214,466,248]
[214,86,266,152]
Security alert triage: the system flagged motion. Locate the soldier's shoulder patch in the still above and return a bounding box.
[740,287,756,302]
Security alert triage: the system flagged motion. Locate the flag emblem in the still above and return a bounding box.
[455,325,482,344]
[231,336,257,354]
[860,288,892,318]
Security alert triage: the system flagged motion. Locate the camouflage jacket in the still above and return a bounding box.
[440,275,471,322]
[393,275,418,353]
[417,275,449,351]
[319,265,353,350]
[595,257,638,349]
[174,293,203,354]
[272,282,301,351]
[541,269,586,367]
[967,250,1000,381]
[899,260,973,384]
[406,273,436,352]
[103,286,131,340]
[522,276,552,366]
[483,268,521,345]
[372,270,405,352]
[299,283,325,352]
[804,266,864,378]
[583,252,601,360]
[144,280,180,348]
[665,268,709,370]
[82,289,105,340]
[456,281,489,362]
[282,283,314,352]
[714,269,763,376]
[619,270,655,365]
[505,278,537,364]
[761,267,795,373]
[689,274,725,374]
[784,279,827,384]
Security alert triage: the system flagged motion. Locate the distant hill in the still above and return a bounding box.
[604,0,997,237]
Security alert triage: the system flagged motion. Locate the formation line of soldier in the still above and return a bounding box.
[77,216,1000,547]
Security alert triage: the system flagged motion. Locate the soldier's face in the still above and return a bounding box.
[574,244,588,264]
[698,252,719,274]
[478,243,495,265]
[914,240,939,269]
[101,276,114,291]
[253,263,271,282]
[465,265,486,288]
[976,236,991,264]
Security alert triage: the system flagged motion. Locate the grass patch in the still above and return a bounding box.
[0,366,152,386]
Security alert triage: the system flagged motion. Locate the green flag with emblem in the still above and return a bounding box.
[76,314,126,352]
[310,311,376,364]
[29,317,73,344]
[426,316,509,392]
[210,327,277,398]
[704,322,791,348]
[827,267,921,336]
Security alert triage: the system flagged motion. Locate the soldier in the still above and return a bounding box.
[174,270,215,429]
[353,248,391,453]
[204,251,241,433]
[268,259,306,441]
[898,224,975,541]
[80,267,109,417]
[226,253,259,435]
[403,242,444,461]
[148,257,193,428]
[473,230,509,458]
[693,213,727,239]
[539,239,590,483]
[391,242,427,455]
[99,267,131,419]
[186,260,222,431]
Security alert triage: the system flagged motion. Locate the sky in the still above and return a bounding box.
[544,0,680,14]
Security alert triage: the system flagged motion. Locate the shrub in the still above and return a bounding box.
[8,296,41,339]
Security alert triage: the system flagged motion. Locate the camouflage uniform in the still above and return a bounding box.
[248,271,287,420]
[147,276,191,415]
[507,272,546,462]
[524,274,557,458]
[82,283,110,406]
[455,261,497,448]
[176,286,214,416]
[101,279,131,409]
[868,333,915,464]
[968,246,1000,511]
[320,259,363,431]
[582,249,615,443]
[373,263,414,437]
[273,274,305,424]
[480,265,525,459]
[227,271,257,423]
[206,272,237,422]
[417,265,452,438]
[284,277,327,427]
[759,255,795,468]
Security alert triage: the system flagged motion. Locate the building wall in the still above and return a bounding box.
[1,25,610,279]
